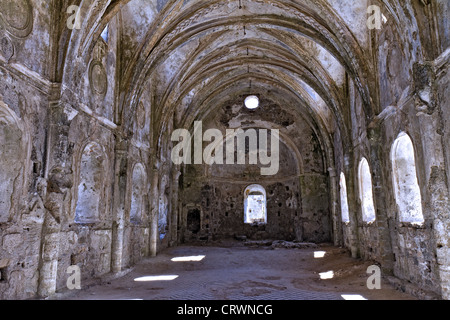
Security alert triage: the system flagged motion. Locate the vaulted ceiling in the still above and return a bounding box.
[105,0,374,159]
[115,0,374,136]
[57,0,437,165]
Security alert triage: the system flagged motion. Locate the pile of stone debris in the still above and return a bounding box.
[241,239,319,249]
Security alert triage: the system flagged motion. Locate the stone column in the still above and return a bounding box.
[368,127,395,275]
[328,167,342,246]
[428,165,450,300]
[38,103,76,297]
[433,53,450,300]
[111,139,128,273]
[169,168,181,247]
[345,154,361,259]
[150,165,160,257]
[38,193,63,297]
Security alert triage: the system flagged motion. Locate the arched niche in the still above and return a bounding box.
[391,132,424,225]
[74,142,107,224]
[244,184,267,224]
[0,101,28,223]
[358,158,376,224]
[130,163,147,224]
[187,208,201,234]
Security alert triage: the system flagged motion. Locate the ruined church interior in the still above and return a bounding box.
[0,0,449,301]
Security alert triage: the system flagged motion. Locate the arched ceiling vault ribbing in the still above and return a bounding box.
[62,0,384,172]
[157,38,345,119]
[125,11,373,118]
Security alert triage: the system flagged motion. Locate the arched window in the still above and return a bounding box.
[340,172,350,223]
[244,184,267,224]
[358,158,376,223]
[75,142,106,223]
[130,163,146,224]
[391,132,424,225]
[100,25,109,43]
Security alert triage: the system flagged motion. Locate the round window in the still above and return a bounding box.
[244,95,259,109]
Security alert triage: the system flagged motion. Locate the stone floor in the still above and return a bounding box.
[63,241,417,300]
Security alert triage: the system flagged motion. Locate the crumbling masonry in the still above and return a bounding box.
[0,0,449,300]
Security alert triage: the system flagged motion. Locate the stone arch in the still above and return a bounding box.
[0,100,28,223]
[391,132,424,225]
[244,184,267,225]
[202,127,304,178]
[130,163,147,224]
[74,142,107,224]
[358,158,376,224]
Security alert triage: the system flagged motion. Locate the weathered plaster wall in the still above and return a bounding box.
[0,3,155,299]
[0,68,47,299]
[178,95,331,244]
[0,0,449,301]
[0,0,52,77]
[334,3,450,297]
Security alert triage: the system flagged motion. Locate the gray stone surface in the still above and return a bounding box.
[0,0,448,300]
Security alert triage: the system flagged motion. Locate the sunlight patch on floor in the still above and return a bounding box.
[314,251,326,258]
[171,255,205,262]
[341,294,368,300]
[134,275,179,282]
[319,271,334,280]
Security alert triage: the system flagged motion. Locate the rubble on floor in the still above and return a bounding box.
[243,240,319,249]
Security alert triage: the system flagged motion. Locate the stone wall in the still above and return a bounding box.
[0,0,448,301]
[178,95,331,244]
[0,66,49,299]
[334,2,450,297]
[0,1,158,299]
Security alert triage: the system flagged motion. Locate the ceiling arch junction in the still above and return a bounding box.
[61,0,384,170]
